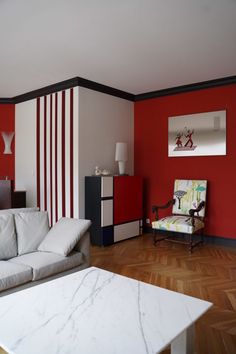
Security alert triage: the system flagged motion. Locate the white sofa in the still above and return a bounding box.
[0,208,91,296]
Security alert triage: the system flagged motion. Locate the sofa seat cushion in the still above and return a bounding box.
[0,214,17,260]
[0,261,32,292]
[9,251,83,281]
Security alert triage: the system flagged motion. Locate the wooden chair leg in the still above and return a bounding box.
[189,233,193,253]
[188,230,205,253]
[201,229,204,245]
[153,229,157,245]
[152,229,167,246]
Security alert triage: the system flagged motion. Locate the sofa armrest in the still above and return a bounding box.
[74,231,90,266]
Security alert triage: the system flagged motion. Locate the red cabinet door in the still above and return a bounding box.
[114,176,143,225]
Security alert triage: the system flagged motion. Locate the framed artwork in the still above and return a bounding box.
[168,110,226,157]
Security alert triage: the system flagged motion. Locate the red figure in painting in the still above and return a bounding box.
[184,129,194,148]
[175,133,183,147]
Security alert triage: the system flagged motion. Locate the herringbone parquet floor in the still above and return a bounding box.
[91,233,236,354]
[0,233,235,354]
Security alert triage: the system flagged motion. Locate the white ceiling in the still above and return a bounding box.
[1,0,236,97]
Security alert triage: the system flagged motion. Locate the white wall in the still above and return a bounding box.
[15,99,37,206]
[78,87,134,217]
[14,87,134,219]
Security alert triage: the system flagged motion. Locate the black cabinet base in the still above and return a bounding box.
[101,226,114,246]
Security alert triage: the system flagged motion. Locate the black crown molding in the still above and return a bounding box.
[134,75,236,101]
[12,77,135,104]
[13,77,79,104]
[0,75,236,104]
[76,77,135,102]
[0,97,15,104]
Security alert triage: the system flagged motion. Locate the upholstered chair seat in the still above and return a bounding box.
[152,215,204,234]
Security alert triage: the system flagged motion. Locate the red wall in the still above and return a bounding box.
[134,84,236,239]
[0,104,15,181]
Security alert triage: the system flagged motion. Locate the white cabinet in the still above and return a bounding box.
[114,221,140,242]
[101,176,113,197]
[101,199,113,227]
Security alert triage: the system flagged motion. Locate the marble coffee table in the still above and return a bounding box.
[0,267,212,354]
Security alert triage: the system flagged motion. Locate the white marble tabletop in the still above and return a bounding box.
[0,267,212,354]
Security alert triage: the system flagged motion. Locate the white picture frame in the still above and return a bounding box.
[168,110,226,157]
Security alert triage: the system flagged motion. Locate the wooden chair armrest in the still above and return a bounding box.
[189,201,205,226]
[189,201,205,217]
[152,199,175,221]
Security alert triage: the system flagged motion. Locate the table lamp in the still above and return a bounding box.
[115,142,128,175]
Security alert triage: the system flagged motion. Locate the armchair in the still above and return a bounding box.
[152,180,207,253]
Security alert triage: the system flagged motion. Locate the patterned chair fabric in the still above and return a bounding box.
[172,180,207,217]
[152,215,204,234]
[152,179,207,234]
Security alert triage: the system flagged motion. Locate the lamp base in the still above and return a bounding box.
[118,161,126,175]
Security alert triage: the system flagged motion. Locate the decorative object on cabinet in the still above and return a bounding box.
[101,169,110,176]
[1,132,15,154]
[115,142,128,175]
[94,167,110,176]
[0,180,26,209]
[94,166,102,176]
[85,176,143,246]
[152,179,207,253]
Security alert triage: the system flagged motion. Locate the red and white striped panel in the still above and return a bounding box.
[36,88,79,226]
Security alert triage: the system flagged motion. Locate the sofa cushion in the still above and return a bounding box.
[0,207,39,215]
[9,251,83,281]
[0,214,17,260]
[38,217,91,256]
[15,211,49,255]
[0,261,32,292]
